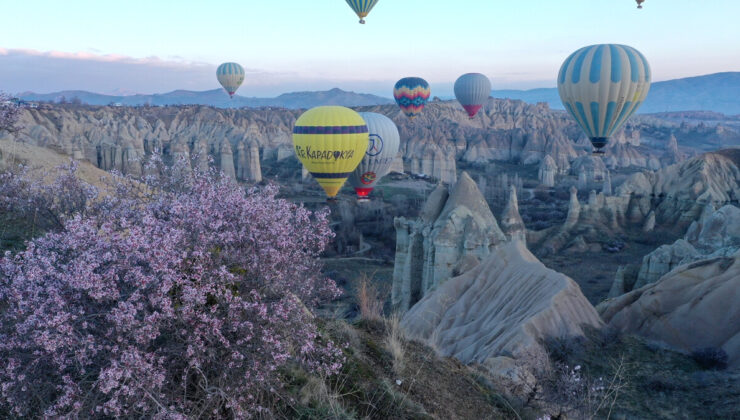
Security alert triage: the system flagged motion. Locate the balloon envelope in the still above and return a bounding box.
[393,77,430,119]
[454,73,491,118]
[349,112,401,199]
[293,106,369,198]
[217,62,245,98]
[557,44,651,151]
[345,0,379,24]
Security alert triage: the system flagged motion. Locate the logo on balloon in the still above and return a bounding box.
[366,134,384,157]
[360,171,377,185]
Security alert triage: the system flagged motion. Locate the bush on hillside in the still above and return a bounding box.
[0,162,343,418]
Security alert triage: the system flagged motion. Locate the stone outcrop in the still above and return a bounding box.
[392,172,506,312]
[401,241,603,369]
[538,155,557,187]
[570,155,607,181]
[535,150,740,256]
[616,149,740,229]
[609,204,740,296]
[11,102,740,187]
[500,186,526,242]
[598,250,740,368]
[602,170,612,196]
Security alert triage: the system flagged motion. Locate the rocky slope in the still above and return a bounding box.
[401,240,603,369]
[8,99,734,190]
[609,204,740,296]
[598,250,740,369]
[531,150,740,256]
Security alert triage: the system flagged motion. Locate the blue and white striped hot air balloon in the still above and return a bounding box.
[557,44,651,153]
[216,62,245,98]
[345,0,379,24]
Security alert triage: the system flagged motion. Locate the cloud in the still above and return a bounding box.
[0,48,211,68]
[0,48,301,95]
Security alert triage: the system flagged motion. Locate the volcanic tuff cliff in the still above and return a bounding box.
[392,172,507,312]
[7,98,731,188]
[598,249,740,369]
[530,149,740,255]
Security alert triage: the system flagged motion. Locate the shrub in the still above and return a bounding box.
[0,165,343,418]
[691,347,728,370]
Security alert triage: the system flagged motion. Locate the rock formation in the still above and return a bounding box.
[616,149,740,229]
[534,150,740,256]
[602,170,612,196]
[11,101,739,186]
[538,155,557,187]
[609,204,740,296]
[598,250,740,368]
[401,241,603,369]
[571,155,607,181]
[392,172,506,312]
[577,167,588,190]
[500,186,526,242]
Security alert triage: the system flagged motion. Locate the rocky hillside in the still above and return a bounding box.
[7,100,737,189]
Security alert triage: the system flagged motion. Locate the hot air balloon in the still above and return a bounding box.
[216,62,245,98]
[557,44,651,154]
[454,73,492,118]
[636,0,645,8]
[393,77,430,119]
[293,106,369,198]
[348,112,400,200]
[345,0,379,24]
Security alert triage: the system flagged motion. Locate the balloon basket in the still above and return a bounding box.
[592,149,605,156]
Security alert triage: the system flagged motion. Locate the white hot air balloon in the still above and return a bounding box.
[348,112,400,200]
[557,44,651,153]
[454,73,492,118]
[216,62,245,98]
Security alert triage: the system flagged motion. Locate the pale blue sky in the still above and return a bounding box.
[1,0,739,96]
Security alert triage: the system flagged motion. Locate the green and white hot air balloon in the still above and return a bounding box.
[349,112,400,200]
[345,0,379,24]
[216,62,245,98]
[557,44,651,153]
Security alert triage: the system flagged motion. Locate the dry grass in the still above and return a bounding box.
[356,275,383,321]
[384,313,406,376]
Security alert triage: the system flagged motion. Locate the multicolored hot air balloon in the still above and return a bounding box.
[557,44,651,153]
[349,112,400,200]
[217,62,245,98]
[293,106,369,198]
[393,77,430,119]
[454,73,492,118]
[345,0,379,24]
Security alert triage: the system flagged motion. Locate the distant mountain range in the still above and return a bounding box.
[18,72,740,115]
[18,87,394,109]
[492,72,740,115]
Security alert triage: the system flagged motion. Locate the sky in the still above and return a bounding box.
[1,0,739,97]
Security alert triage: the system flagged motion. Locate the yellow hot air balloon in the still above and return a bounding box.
[293,106,369,198]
